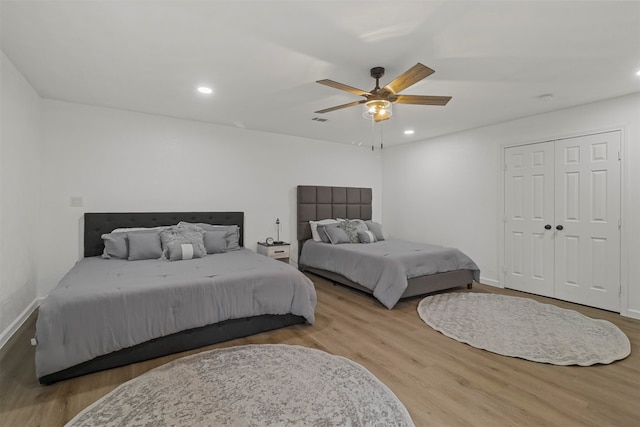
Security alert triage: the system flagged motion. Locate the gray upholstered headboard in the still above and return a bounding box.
[297,186,372,257]
[84,212,244,257]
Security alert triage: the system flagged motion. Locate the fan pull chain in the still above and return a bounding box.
[371,116,375,151]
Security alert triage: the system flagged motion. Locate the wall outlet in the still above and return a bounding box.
[70,196,83,207]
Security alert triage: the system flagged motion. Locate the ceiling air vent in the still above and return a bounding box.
[312,117,328,122]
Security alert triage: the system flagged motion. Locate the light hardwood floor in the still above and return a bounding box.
[1,275,639,426]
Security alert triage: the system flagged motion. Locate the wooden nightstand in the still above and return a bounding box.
[257,242,290,263]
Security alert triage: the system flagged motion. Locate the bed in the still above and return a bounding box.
[36,212,316,384]
[297,186,479,308]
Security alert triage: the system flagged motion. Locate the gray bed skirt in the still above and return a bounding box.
[304,267,473,300]
[40,313,305,384]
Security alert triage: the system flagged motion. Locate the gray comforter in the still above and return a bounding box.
[35,249,316,379]
[300,239,479,309]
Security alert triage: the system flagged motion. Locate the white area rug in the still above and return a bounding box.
[66,344,414,426]
[418,293,630,366]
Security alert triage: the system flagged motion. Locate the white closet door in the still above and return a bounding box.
[504,142,555,297]
[554,132,621,311]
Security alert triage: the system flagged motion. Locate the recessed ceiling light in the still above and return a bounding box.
[404,129,415,135]
[197,86,213,94]
[636,69,640,76]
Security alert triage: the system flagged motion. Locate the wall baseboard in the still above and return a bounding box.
[479,277,501,288]
[480,278,640,319]
[624,308,640,320]
[0,297,41,351]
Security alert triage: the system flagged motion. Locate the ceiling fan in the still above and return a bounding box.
[314,63,451,122]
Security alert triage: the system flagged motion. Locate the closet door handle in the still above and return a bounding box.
[544,224,552,230]
[556,225,564,231]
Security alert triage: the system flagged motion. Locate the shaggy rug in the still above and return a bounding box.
[418,293,630,366]
[66,344,414,426]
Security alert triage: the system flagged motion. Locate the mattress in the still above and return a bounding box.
[35,249,317,379]
[299,239,479,309]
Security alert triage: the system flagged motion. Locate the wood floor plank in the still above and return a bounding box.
[1,275,638,426]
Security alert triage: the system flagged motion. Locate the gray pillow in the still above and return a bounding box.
[340,219,368,243]
[316,223,336,244]
[365,220,385,241]
[160,224,206,257]
[357,230,378,243]
[324,226,351,245]
[128,230,163,261]
[318,223,344,244]
[179,222,240,251]
[217,225,240,251]
[101,232,128,259]
[316,226,329,243]
[167,242,205,261]
[204,230,227,254]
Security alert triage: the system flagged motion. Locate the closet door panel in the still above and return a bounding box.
[554,132,621,311]
[504,142,555,297]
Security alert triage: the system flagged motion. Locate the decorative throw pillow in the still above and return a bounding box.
[339,219,368,243]
[179,222,241,251]
[317,223,342,244]
[357,230,378,243]
[204,230,227,254]
[160,224,206,258]
[309,219,340,242]
[167,242,205,261]
[316,225,329,243]
[324,226,351,245]
[102,226,165,259]
[365,220,385,241]
[101,232,129,259]
[212,225,240,251]
[128,230,163,261]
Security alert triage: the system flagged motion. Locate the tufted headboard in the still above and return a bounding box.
[297,186,372,257]
[84,212,244,257]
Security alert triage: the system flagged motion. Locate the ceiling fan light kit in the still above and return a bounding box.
[363,99,392,121]
[314,63,452,123]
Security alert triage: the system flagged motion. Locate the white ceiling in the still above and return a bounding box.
[2,1,639,147]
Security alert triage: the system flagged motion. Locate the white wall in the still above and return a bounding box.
[0,52,42,345]
[382,93,640,318]
[38,100,382,296]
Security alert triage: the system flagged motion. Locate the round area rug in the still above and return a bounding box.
[417,293,630,366]
[66,344,414,426]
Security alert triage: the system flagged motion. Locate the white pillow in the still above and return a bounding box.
[309,219,340,241]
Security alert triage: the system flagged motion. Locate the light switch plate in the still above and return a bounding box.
[70,196,83,207]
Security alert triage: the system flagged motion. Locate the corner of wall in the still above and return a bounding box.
[0,297,41,351]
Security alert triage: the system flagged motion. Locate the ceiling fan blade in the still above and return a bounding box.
[314,99,367,114]
[394,95,452,106]
[380,63,435,95]
[316,79,371,97]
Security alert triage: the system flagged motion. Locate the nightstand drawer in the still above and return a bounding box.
[257,243,291,263]
[264,245,290,259]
